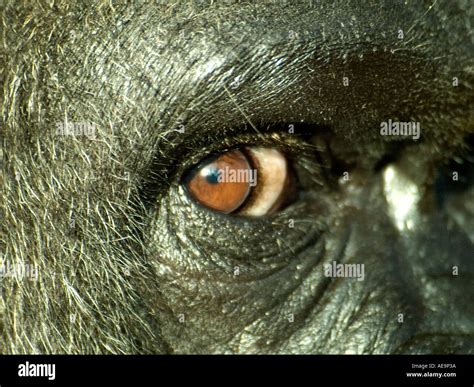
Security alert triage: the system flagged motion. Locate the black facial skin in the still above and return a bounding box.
[1,0,473,354]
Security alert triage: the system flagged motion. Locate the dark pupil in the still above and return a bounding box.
[205,167,220,184]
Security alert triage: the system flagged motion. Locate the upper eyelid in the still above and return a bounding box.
[174,129,321,182]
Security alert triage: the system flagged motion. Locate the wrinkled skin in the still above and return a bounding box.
[1,0,473,354]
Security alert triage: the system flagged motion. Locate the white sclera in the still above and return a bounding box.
[240,148,288,216]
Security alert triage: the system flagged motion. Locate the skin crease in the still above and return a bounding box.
[1,0,473,354]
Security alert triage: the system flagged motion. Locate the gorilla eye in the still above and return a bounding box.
[183,147,294,216]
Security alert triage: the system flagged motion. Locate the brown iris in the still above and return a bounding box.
[185,149,253,214]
